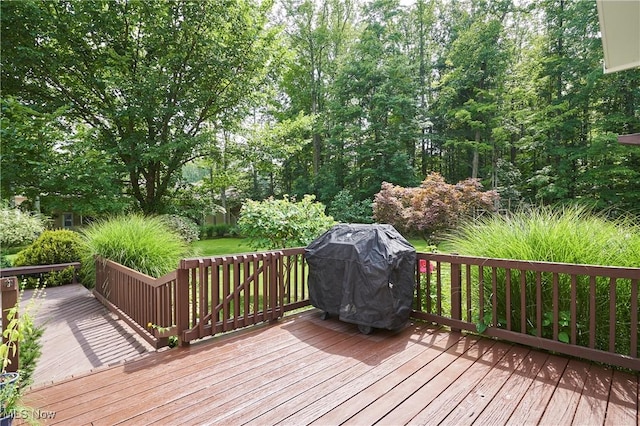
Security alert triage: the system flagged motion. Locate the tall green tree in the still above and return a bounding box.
[277,0,357,194]
[432,0,512,183]
[324,0,419,202]
[2,0,280,214]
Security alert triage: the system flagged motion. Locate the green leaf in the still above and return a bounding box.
[476,322,488,334]
[558,332,570,344]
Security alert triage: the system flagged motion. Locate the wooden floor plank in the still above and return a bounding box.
[572,365,613,425]
[186,320,415,425]
[496,354,570,425]
[283,326,456,425]
[26,313,330,423]
[243,322,442,425]
[18,309,638,426]
[310,330,466,425]
[22,284,154,386]
[92,316,357,425]
[470,348,549,425]
[538,359,590,425]
[604,370,639,426]
[26,314,315,405]
[432,345,532,426]
[348,337,497,426]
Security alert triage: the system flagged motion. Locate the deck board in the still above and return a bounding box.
[20,309,639,426]
[470,348,549,425]
[21,284,154,386]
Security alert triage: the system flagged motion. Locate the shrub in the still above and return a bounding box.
[80,214,191,282]
[13,230,83,286]
[237,195,336,250]
[328,190,373,224]
[0,206,46,248]
[213,224,230,237]
[373,172,499,241]
[158,214,200,243]
[444,204,640,354]
[0,253,11,268]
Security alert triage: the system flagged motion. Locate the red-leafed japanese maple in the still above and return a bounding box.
[373,172,499,241]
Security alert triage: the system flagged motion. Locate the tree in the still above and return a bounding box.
[432,0,511,182]
[237,194,336,249]
[373,172,499,241]
[323,0,420,202]
[278,0,357,188]
[2,0,280,214]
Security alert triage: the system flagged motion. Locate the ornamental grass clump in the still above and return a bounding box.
[81,214,191,282]
[444,204,640,355]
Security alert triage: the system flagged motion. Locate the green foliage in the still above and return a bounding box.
[13,230,84,287]
[199,224,231,239]
[0,206,46,248]
[445,204,640,354]
[2,0,281,214]
[16,313,44,388]
[80,214,191,281]
[158,215,200,244]
[327,190,373,224]
[0,254,11,268]
[373,172,499,241]
[213,224,231,238]
[1,285,45,421]
[237,195,336,250]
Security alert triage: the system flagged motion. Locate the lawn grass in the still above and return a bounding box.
[190,238,255,257]
[191,236,435,257]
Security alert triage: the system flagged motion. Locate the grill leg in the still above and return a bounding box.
[358,324,373,335]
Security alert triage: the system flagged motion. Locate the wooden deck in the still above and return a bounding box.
[20,308,638,425]
[21,284,154,386]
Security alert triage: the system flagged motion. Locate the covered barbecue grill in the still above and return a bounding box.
[305,223,416,334]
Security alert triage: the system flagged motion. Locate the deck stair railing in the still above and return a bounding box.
[93,251,639,370]
[94,257,178,349]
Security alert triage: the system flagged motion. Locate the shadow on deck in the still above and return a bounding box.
[22,309,639,425]
[22,284,155,386]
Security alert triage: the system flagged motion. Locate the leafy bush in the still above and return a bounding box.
[237,195,336,250]
[213,224,231,237]
[158,214,200,243]
[80,214,191,281]
[0,206,46,248]
[444,204,640,354]
[328,190,373,224]
[373,172,499,241]
[0,253,11,268]
[198,224,230,239]
[13,230,83,286]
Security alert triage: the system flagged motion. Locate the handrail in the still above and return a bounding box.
[92,250,639,370]
[413,252,640,371]
[93,257,178,349]
[0,262,81,284]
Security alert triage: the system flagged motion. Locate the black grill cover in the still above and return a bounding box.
[305,224,416,330]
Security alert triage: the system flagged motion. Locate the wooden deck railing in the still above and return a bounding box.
[0,262,80,284]
[177,248,308,343]
[94,250,639,370]
[414,252,640,371]
[94,257,178,349]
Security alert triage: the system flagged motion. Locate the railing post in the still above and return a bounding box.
[450,260,462,332]
[1,276,19,372]
[176,262,190,347]
[269,252,279,321]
